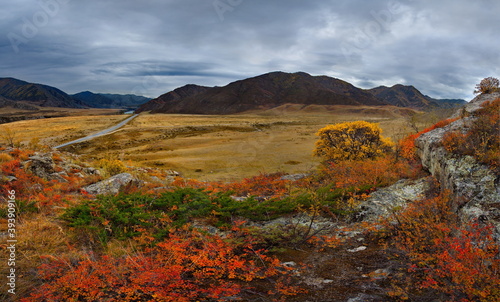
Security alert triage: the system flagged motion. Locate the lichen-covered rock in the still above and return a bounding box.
[82,173,142,195]
[358,177,433,221]
[415,93,500,233]
[26,154,55,179]
[451,92,500,118]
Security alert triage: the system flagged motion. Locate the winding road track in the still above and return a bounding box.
[54,114,138,149]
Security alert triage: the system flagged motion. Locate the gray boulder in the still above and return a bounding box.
[358,177,433,222]
[26,154,55,179]
[82,173,142,195]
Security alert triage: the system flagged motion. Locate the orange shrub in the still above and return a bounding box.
[422,223,500,301]
[443,98,500,171]
[22,228,303,301]
[319,156,423,193]
[386,192,500,301]
[0,152,13,162]
[398,118,459,161]
[172,173,293,199]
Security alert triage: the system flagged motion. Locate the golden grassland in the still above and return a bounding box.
[0,106,122,118]
[1,105,438,181]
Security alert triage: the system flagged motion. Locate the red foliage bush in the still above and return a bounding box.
[398,118,459,161]
[172,172,292,199]
[319,156,423,192]
[386,192,500,301]
[22,228,304,302]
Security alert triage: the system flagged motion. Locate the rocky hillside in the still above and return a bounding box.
[136,72,386,114]
[368,84,466,109]
[0,77,86,108]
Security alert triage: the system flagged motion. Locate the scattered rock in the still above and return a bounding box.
[347,293,383,302]
[49,172,68,183]
[347,246,367,253]
[26,154,55,179]
[281,173,308,181]
[301,277,336,288]
[82,173,142,195]
[83,167,101,176]
[281,261,297,268]
[3,176,17,182]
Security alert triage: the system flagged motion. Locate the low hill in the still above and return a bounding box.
[368,84,466,109]
[136,84,214,113]
[0,77,85,108]
[137,72,387,114]
[72,91,150,109]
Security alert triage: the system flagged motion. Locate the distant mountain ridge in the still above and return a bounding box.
[137,72,386,114]
[367,84,466,109]
[0,77,85,108]
[0,75,467,114]
[71,91,150,109]
[0,77,151,111]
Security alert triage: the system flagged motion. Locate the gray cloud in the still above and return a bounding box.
[0,0,497,100]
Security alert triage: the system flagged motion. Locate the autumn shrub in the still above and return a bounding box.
[474,77,500,94]
[96,158,127,177]
[0,152,13,163]
[442,98,500,171]
[314,121,394,162]
[398,117,459,161]
[0,149,88,213]
[22,227,304,302]
[307,156,424,216]
[223,172,291,198]
[385,192,500,301]
[172,172,293,199]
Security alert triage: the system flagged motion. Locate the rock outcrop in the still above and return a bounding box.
[82,173,142,195]
[358,177,434,222]
[415,93,500,233]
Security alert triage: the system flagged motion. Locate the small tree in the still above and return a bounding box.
[314,121,393,162]
[0,126,17,147]
[474,77,499,94]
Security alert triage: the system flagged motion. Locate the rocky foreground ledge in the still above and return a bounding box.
[415,93,500,233]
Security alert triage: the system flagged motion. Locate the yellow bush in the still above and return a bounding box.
[0,153,13,163]
[314,121,393,162]
[97,159,127,177]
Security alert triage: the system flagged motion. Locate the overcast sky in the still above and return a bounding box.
[0,0,498,100]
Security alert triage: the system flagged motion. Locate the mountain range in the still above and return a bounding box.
[137,72,466,114]
[368,84,466,109]
[71,91,150,109]
[0,77,85,108]
[0,73,467,115]
[0,77,149,111]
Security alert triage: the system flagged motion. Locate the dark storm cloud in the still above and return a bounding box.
[0,0,498,99]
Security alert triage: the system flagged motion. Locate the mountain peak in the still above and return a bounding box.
[0,77,85,108]
[368,85,466,109]
[137,72,386,114]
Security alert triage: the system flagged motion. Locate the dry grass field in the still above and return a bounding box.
[0,106,122,119]
[1,105,432,181]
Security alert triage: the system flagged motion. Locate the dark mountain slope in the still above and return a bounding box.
[0,77,86,108]
[136,84,211,112]
[368,84,466,109]
[138,72,387,114]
